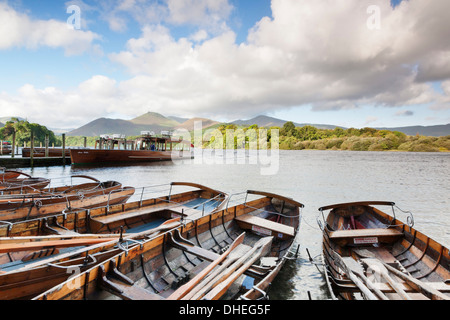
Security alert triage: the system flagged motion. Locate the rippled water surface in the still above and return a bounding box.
[19,150,450,300]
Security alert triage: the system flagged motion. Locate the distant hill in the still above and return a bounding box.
[0,116,26,123]
[130,112,180,127]
[168,116,189,124]
[67,112,182,137]
[176,118,220,132]
[232,115,342,130]
[0,122,3,128]
[67,113,220,137]
[66,118,155,136]
[375,124,450,137]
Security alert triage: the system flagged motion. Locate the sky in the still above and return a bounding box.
[0,0,450,130]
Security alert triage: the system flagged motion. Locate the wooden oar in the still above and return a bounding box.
[182,241,248,300]
[362,257,449,300]
[11,217,182,272]
[186,237,273,300]
[342,257,389,300]
[361,258,411,300]
[0,234,121,245]
[382,262,449,300]
[355,248,449,300]
[330,250,379,300]
[202,236,273,300]
[167,232,246,300]
[0,238,118,253]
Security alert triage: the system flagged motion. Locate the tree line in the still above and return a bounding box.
[1,119,448,152]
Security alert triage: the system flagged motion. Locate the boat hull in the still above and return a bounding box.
[70,148,193,165]
[319,201,450,300]
[27,191,302,300]
[0,183,135,222]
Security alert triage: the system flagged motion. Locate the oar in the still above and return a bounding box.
[0,238,118,253]
[167,232,246,300]
[182,240,248,300]
[11,217,182,272]
[342,257,389,300]
[185,237,272,300]
[202,236,273,300]
[330,250,379,300]
[355,248,449,300]
[382,262,449,300]
[361,258,411,300]
[0,234,121,245]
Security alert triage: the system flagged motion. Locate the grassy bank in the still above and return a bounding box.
[276,123,449,152]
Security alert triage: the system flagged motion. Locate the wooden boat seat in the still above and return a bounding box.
[89,204,194,233]
[328,228,403,245]
[235,214,295,240]
[98,261,163,300]
[107,278,164,300]
[167,229,224,261]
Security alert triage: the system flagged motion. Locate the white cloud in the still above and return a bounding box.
[2,0,450,129]
[104,0,450,120]
[0,2,100,55]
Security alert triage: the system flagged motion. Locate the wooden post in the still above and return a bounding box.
[83,137,87,148]
[0,140,3,155]
[45,134,49,158]
[30,131,34,167]
[62,133,66,165]
[12,129,16,158]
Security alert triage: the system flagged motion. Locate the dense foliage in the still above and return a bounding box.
[277,122,450,152]
[0,119,58,147]
[2,119,448,152]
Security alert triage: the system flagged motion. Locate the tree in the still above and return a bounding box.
[281,121,296,136]
[0,119,57,147]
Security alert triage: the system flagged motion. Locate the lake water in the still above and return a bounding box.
[17,150,450,300]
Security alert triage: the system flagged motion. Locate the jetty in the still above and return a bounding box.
[0,133,72,168]
[0,156,70,168]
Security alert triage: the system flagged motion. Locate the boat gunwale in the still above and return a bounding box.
[318,201,395,212]
[29,191,303,301]
[320,201,450,300]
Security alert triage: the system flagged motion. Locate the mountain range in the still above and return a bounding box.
[66,113,450,137]
[0,113,449,137]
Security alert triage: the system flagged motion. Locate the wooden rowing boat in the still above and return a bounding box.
[0,218,182,299]
[0,182,227,236]
[26,190,303,300]
[0,179,135,222]
[0,175,111,197]
[319,201,450,300]
[0,169,22,182]
[0,171,50,193]
[0,182,227,270]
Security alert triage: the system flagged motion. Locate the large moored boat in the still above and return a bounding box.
[70,132,193,166]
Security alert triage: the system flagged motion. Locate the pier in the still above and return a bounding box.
[0,132,72,168]
[0,156,71,168]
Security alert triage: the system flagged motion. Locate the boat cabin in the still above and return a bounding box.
[94,132,192,152]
